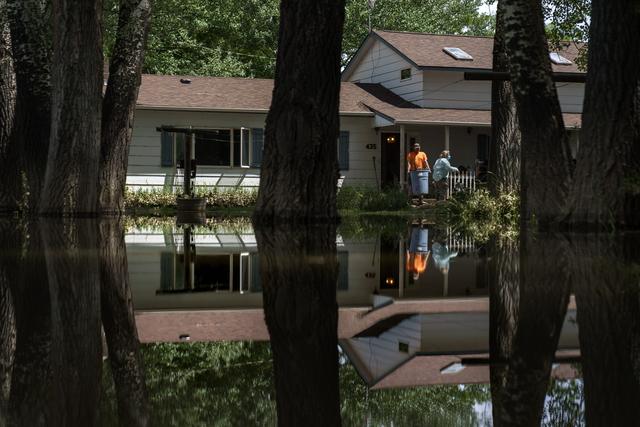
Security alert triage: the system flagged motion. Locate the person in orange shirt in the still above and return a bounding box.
[407,142,430,204]
[406,250,430,282]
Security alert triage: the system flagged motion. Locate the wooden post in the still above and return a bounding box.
[399,125,406,188]
[445,125,450,150]
[183,130,195,196]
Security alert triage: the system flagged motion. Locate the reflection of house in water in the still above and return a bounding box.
[340,309,580,389]
[126,223,486,312]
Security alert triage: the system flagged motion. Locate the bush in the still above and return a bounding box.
[124,187,257,209]
[337,186,409,212]
[440,188,519,241]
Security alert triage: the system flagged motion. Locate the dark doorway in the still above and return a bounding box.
[381,132,400,187]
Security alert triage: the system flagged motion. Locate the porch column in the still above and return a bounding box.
[444,125,450,151]
[399,125,406,187]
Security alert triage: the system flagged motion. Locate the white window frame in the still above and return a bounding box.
[400,68,412,81]
[173,127,254,168]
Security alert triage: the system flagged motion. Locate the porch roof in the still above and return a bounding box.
[355,83,582,128]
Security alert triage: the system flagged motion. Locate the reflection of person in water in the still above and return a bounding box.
[431,242,458,274]
[406,250,430,281]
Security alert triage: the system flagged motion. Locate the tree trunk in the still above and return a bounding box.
[0,220,17,418]
[1,0,51,212]
[6,221,55,427]
[41,219,102,426]
[572,233,640,424]
[488,237,520,421]
[100,218,150,426]
[0,0,16,170]
[490,231,571,426]
[569,1,640,229]
[40,0,102,214]
[253,0,345,223]
[500,0,573,226]
[489,0,520,195]
[255,223,341,426]
[99,0,151,215]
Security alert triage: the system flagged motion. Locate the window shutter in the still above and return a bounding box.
[338,131,349,170]
[160,251,175,291]
[161,131,174,166]
[250,128,264,168]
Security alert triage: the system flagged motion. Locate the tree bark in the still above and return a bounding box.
[256,223,341,426]
[490,231,571,426]
[1,0,51,212]
[489,0,520,195]
[500,0,573,226]
[0,0,16,170]
[41,219,102,426]
[253,0,345,223]
[99,0,151,215]
[100,218,150,426]
[0,220,17,418]
[488,237,520,421]
[568,1,640,229]
[572,233,640,424]
[40,0,102,214]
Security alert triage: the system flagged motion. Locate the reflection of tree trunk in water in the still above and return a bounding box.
[99,218,150,426]
[0,220,17,416]
[255,223,341,426]
[491,232,571,426]
[572,234,640,424]
[6,221,54,427]
[40,219,102,426]
[488,237,520,421]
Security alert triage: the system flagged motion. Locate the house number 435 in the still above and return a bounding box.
[366,143,376,149]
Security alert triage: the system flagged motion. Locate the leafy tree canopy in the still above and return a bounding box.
[104,0,494,78]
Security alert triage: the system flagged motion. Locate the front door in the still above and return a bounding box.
[381,132,400,188]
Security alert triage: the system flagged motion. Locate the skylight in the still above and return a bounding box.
[443,47,473,61]
[441,362,465,374]
[549,52,572,65]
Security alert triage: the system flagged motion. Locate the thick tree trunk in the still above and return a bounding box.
[569,1,640,229]
[253,0,345,223]
[99,0,151,215]
[500,0,573,226]
[572,233,640,424]
[100,218,150,426]
[41,219,102,426]
[256,223,341,426]
[2,0,51,212]
[488,237,520,421]
[490,232,571,426]
[6,221,54,427]
[489,1,520,195]
[40,0,102,214]
[0,0,16,168]
[0,221,17,417]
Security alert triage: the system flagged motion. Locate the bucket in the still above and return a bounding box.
[410,170,429,195]
[409,227,429,253]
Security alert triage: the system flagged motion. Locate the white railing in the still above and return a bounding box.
[446,171,476,199]
[447,227,476,254]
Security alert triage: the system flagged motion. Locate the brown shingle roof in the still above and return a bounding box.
[373,30,585,74]
[136,75,581,127]
[136,74,373,114]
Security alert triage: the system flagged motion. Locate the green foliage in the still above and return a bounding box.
[104,0,495,77]
[543,0,590,70]
[440,188,519,242]
[337,186,410,212]
[338,214,411,240]
[124,187,258,209]
[124,215,253,234]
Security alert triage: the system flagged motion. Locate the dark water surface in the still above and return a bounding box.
[0,217,638,426]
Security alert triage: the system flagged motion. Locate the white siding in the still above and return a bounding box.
[128,109,379,191]
[423,71,491,110]
[347,39,424,107]
[422,70,585,113]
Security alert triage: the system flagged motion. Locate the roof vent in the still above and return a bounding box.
[443,47,473,61]
[180,78,192,84]
[549,52,572,65]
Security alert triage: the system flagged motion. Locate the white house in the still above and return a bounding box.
[127,30,585,192]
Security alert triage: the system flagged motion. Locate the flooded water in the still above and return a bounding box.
[0,217,638,426]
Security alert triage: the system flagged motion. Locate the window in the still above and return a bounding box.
[400,68,411,80]
[163,127,261,168]
[443,47,473,61]
[549,52,572,65]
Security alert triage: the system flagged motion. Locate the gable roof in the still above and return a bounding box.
[343,30,585,78]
